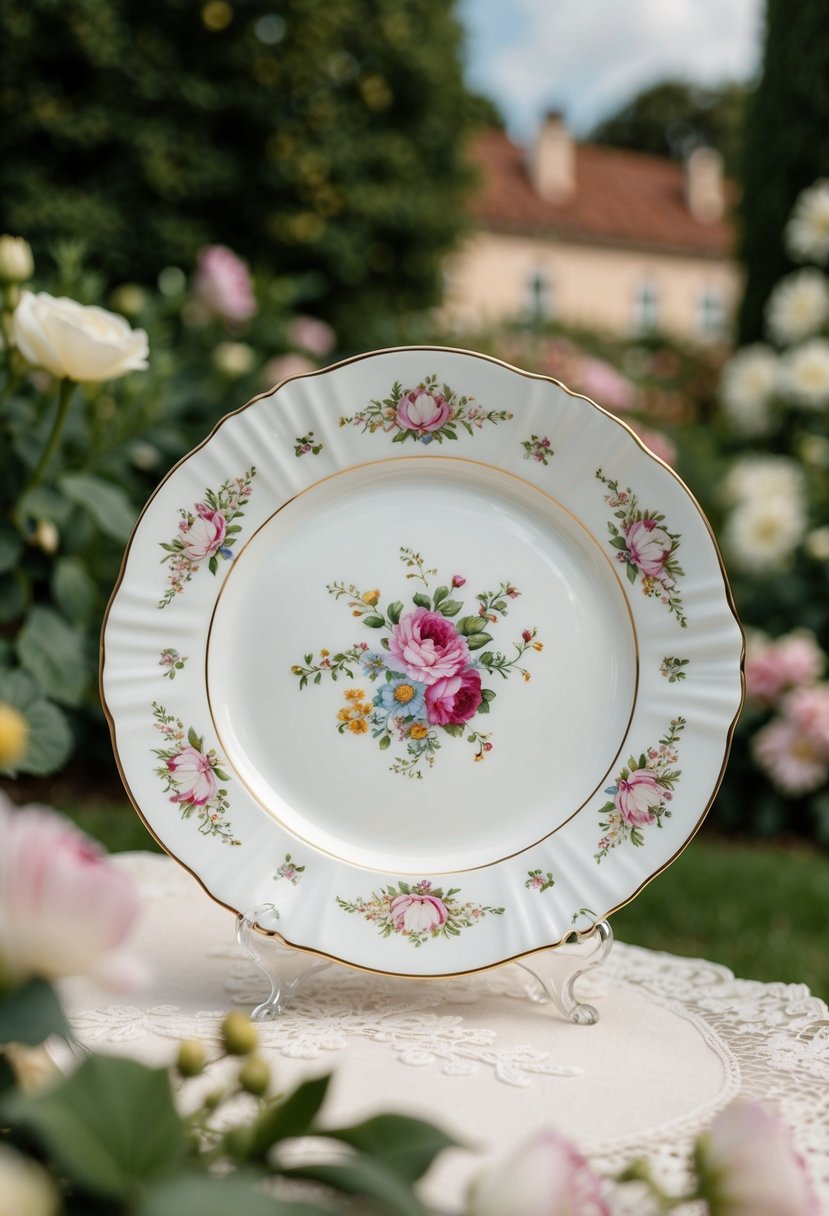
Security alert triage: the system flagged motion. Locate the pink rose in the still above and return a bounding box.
[395,387,451,434]
[632,424,677,467]
[425,668,482,725]
[746,630,826,707]
[576,355,635,414]
[784,684,829,752]
[193,245,257,324]
[615,770,663,825]
[753,717,828,796]
[288,315,336,357]
[469,1129,609,1216]
[179,508,227,562]
[696,1100,818,1216]
[625,518,671,577]
[390,893,448,934]
[262,353,316,388]
[388,609,470,686]
[167,745,218,806]
[0,795,144,988]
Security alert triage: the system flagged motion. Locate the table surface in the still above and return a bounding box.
[61,853,829,1213]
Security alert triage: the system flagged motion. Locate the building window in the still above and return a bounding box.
[526,268,554,323]
[633,280,660,333]
[697,286,724,340]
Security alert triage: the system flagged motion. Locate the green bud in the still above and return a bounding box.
[0,236,34,285]
[221,1011,259,1056]
[176,1039,207,1077]
[238,1053,270,1097]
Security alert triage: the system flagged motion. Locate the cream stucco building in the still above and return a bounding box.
[443,115,739,344]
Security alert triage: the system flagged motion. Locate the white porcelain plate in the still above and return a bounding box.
[102,347,743,976]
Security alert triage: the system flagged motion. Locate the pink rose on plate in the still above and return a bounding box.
[625,518,672,577]
[167,745,218,806]
[468,1129,609,1216]
[390,893,448,935]
[396,386,451,434]
[193,245,257,324]
[425,668,483,725]
[179,506,227,562]
[389,609,470,686]
[615,770,663,825]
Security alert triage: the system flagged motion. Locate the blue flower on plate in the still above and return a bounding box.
[360,651,388,681]
[373,673,427,721]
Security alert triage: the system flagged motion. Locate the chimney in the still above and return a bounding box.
[684,146,724,223]
[530,111,574,203]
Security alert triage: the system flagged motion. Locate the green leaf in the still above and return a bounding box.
[439,600,462,617]
[442,723,465,738]
[246,1075,331,1160]
[432,585,449,606]
[16,606,87,707]
[0,526,23,575]
[412,593,431,609]
[466,633,493,651]
[609,536,628,550]
[187,727,201,749]
[457,615,487,636]
[0,569,31,624]
[386,601,404,625]
[362,615,385,628]
[379,735,391,751]
[58,473,136,543]
[626,562,638,584]
[477,700,489,713]
[326,1113,457,1184]
[0,978,69,1047]
[16,696,73,777]
[480,688,496,701]
[284,1153,429,1216]
[18,485,73,528]
[140,1172,332,1216]
[208,556,218,575]
[3,1055,186,1197]
[52,557,97,625]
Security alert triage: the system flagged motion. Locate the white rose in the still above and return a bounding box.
[13,290,149,382]
[725,495,806,573]
[720,344,778,436]
[765,269,829,345]
[722,455,804,506]
[781,337,829,409]
[0,235,34,284]
[785,178,829,264]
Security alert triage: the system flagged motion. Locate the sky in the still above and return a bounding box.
[459,0,765,140]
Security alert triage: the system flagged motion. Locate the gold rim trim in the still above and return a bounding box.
[99,343,745,980]
[203,452,640,875]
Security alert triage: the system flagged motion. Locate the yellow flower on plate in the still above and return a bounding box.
[348,718,369,734]
[361,589,381,606]
[344,687,366,702]
[409,722,428,740]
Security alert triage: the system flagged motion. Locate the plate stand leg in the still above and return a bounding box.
[516,920,613,1025]
[236,907,333,1021]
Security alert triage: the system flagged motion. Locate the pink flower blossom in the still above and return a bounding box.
[262,353,316,386]
[576,355,636,414]
[452,574,466,588]
[178,508,226,562]
[167,745,218,806]
[425,668,483,725]
[745,630,825,707]
[697,1100,818,1216]
[468,1129,609,1216]
[0,796,144,988]
[632,424,678,467]
[615,770,663,825]
[625,518,671,577]
[753,717,828,796]
[192,245,257,324]
[389,893,448,934]
[784,684,829,753]
[388,609,470,686]
[395,387,451,434]
[288,315,336,357]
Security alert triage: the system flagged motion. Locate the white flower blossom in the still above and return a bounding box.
[765,269,829,345]
[781,338,829,409]
[785,178,829,264]
[720,344,778,435]
[13,291,149,382]
[725,495,806,573]
[722,455,804,506]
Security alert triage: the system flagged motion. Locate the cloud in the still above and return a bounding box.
[462,0,763,138]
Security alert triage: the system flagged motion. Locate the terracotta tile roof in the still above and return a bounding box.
[469,128,735,258]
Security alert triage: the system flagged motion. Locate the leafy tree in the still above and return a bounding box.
[737,0,829,341]
[589,78,747,172]
[0,0,478,345]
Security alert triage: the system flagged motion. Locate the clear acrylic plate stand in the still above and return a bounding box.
[236,905,613,1025]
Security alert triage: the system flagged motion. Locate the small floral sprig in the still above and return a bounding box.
[660,656,690,682]
[159,647,188,679]
[525,869,555,892]
[596,718,686,862]
[521,434,555,465]
[596,468,686,627]
[158,467,256,609]
[151,702,240,845]
[294,432,322,457]
[274,853,305,885]
[291,550,542,779]
[338,373,513,445]
[336,878,504,947]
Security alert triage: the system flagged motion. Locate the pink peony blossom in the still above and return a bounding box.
[632,424,678,467]
[576,355,636,414]
[625,518,671,577]
[745,630,826,707]
[395,387,451,434]
[390,893,448,935]
[388,609,470,686]
[697,1100,818,1216]
[167,745,218,806]
[753,717,829,796]
[784,684,829,753]
[0,795,144,988]
[288,315,336,357]
[615,770,663,825]
[468,1129,609,1216]
[425,668,483,725]
[179,508,226,562]
[192,245,257,324]
[262,353,316,387]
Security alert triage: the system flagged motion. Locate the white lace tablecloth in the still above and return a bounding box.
[60,853,829,1212]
